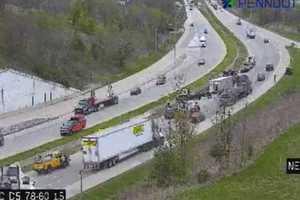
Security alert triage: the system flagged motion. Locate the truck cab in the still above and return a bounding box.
[199,36,207,47]
[74,97,98,115]
[60,114,86,136]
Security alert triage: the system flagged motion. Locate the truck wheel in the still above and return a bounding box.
[112,158,118,166]
[107,160,115,168]
[47,166,53,173]
[108,160,112,168]
[114,98,118,104]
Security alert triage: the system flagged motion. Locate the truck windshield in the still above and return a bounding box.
[63,120,75,127]
[79,100,88,105]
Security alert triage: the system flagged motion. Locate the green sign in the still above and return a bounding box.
[133,124,144,136]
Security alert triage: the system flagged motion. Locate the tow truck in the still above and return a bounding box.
[32,151,70,174]
[74,85,119,115]
[60,114,86,136]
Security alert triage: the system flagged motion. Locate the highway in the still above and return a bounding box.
[26,1,292,199]
[0,2,226,159]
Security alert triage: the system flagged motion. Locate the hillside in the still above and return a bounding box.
[0,0,185,89]
[230,4,300,42]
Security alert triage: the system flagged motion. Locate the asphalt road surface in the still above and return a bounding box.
[0,2,226,159]
[28,1,289,199]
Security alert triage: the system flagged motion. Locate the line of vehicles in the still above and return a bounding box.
[59,75,169,136]
[31,116,166,175]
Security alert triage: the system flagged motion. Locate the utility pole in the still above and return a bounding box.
[0,166,3,183]
[154,28,158,51]
[1,88,4,112]
[225,109,232,169]
[173,4,178,67]
[79,170,83,200]
[174,43,177,66]
[240,102,248,167]
[32,79,35,106]
[17,165,20,190]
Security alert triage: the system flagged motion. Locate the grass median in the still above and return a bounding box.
[69,4,250,200]
[171,46,300,200]
[69,43,299,200]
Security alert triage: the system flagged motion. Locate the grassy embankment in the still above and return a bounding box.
[71,10,300,200]
[68,5,249,200]
[172,47,300,200]
[0,0,247,168]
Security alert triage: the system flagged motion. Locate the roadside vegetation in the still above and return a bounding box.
[145,47,300,200]
[174,108,300,199]
[72,45,300,200]
[230,5,300,42]
[0,0,248,168]
[0,0,185,88]
[69,3,252,200]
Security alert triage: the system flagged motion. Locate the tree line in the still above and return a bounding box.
[0,0,185,88]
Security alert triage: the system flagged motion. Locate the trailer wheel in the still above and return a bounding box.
[47,165,53,173]
[113,97,118,104]
[112,158,118,166]
[108,160,113,168]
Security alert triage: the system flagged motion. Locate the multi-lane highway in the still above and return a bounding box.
[0,0,294,198]
[26,1,292,199]
[0,2,226,159]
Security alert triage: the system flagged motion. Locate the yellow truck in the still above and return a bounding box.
[32,151,70,174]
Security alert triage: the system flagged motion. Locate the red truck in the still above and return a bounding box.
[60,114,86,136]
[74,86,119,115]
[74,95,118,115]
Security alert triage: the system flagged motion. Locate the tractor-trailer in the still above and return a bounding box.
[209,76,234,94]
[74,95,119,115]
[81,117,164,169]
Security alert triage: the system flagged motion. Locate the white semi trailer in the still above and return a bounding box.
[81,117,164,169]
[209,76,234,94]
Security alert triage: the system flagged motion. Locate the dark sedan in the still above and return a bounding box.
[130,87,142,95]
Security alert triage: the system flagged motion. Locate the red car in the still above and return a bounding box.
[60,114,86,136]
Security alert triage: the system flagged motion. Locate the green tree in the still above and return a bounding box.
[151,112,195,186]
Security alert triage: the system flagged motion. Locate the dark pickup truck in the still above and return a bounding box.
[74,95,119,115]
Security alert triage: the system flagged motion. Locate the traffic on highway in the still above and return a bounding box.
[0,0,296,199]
